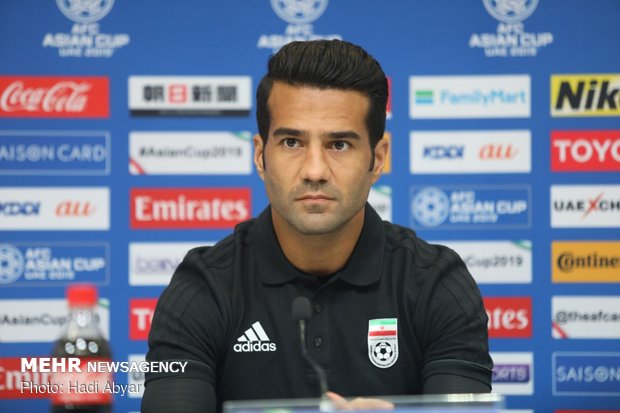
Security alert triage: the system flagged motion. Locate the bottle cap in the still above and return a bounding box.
[67,284,98,307]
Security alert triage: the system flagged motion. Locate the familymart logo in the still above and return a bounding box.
[410,75,530,119]
[415,90,434,105]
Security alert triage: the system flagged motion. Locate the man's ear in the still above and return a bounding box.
[370,135,389,184]
[253,134,266,180]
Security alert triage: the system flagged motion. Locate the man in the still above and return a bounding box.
[142,40,492,413]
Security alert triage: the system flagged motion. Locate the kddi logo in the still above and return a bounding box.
[233,321,277,353]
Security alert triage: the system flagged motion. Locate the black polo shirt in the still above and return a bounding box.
[143,204,492,413]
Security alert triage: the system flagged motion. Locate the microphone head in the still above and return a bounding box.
[291,296,312,323]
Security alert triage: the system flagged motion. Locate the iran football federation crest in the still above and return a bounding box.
[368,318,398,368]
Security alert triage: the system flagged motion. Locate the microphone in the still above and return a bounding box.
[291,296,332,411]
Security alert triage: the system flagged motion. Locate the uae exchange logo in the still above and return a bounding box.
[483,0,539,23]
[271,0,329,24]
[0,244,24,284]
[56,0,115,24]
[412,187,450,227]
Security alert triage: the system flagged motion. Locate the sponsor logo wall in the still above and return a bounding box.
[0,1,618,412]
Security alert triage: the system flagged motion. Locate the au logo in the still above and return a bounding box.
[368,319,398,369]
[483,0,539,23]
[56,0,115,24]
[271,0,329,24]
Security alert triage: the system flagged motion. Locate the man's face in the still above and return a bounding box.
[253,82,387,236]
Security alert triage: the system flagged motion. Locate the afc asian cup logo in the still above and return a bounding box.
[483,0,539,23]
[412,187,450,227]
[0,244,25,285]
[56,0,115,24]
[271,0,329,24]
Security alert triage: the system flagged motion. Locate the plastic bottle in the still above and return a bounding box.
[50,284,112,412]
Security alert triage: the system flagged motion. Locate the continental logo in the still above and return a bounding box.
[552,241,620,283]
[551,74,620,117]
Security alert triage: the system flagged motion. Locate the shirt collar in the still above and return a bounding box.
[252,203,385,287]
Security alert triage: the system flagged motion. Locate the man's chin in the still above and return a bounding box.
[291,214,345,236]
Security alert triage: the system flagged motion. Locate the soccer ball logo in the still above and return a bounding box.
[369,339,398,368]
[373,341,393,361]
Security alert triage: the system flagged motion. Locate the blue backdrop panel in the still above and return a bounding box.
[1,1,619,412]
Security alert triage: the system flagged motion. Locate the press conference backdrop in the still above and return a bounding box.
[0,0,619,411]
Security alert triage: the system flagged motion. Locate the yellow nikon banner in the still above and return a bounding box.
[551,74,620,117]
[552,241,620,282]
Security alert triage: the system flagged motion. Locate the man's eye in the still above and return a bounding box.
[332,140,349,151]
[284,138,298,148]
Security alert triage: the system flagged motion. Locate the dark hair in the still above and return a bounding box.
[256,40,388,149]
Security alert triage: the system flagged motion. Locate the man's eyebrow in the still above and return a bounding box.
[272,127,305,137]
[327,131,362,140]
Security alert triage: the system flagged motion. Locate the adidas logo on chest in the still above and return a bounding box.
[233,321,277,352]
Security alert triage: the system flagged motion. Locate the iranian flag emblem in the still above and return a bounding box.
[368,318,398,368]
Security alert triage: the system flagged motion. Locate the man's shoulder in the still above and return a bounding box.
[184,218,256,270]
[381,220,458,268]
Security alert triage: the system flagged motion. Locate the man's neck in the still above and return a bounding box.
[271,207,365,277]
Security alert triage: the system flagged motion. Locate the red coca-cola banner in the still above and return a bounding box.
[0,76,109,118]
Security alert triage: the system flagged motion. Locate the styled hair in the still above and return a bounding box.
[256,40,388,149]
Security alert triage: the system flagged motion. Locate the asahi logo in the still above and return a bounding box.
[0,77,109,118]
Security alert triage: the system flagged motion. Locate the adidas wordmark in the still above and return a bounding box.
[233,321,277,352]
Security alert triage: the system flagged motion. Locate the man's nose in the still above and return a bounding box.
[300,143,330,183]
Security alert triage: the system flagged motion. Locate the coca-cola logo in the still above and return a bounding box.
[0,76,109,118]
[1,81,90,113]
[484,297,532,338]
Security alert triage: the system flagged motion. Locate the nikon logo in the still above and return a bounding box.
[551,74,620,117]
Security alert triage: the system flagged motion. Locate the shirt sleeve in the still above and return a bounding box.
[419,247,493,393]
[142,249,226,413]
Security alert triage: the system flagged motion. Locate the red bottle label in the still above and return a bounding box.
[50,358,113,405]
